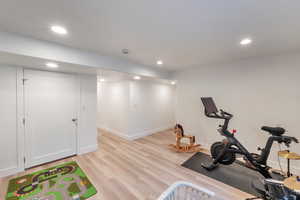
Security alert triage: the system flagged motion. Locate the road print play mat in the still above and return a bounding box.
[6,161,97,200]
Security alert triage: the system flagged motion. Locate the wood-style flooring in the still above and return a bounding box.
[0,129,253,199]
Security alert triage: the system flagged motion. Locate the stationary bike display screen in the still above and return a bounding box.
[201,97,218,114]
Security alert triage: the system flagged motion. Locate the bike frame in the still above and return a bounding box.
[215,117,275,178]
[222,117,291,179]
[220,128,276,178]
[201,97,298,179]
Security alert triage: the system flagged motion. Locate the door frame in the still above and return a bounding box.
[0,67,84,177]
[0,67,25,177]
[16,68,25,173]
[22,69,81,169]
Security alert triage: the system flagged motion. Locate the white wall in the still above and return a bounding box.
[97,81,130,135]
[174,52,300,172]
[98,80,175,140]
[128,81,175,138]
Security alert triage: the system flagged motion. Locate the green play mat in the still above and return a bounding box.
[6,161,97,200]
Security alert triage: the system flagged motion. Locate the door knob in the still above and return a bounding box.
[72,118,78,122]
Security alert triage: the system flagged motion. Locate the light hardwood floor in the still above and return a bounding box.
[0,129,254,200]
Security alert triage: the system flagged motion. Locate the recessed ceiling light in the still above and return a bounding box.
[46,62,59,68]
[171,81,176,85]
[133,76,141,80]
[157,60,163,65]
[100,78,105,82]
[51,25,68,35]
[240,38,252,46]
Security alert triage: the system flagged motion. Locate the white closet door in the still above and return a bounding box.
[0,66,22,177]
[24,70,78,168]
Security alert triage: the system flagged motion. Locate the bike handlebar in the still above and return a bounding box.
[281,136,299,147]
[220,109,233,118]
[205,109,233,120]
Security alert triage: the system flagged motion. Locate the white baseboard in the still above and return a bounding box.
[128,125,173,140]
[0,145,98,178]
[99,125,173,141]
[79,144,98,155]
[0,166,23,178]
[99,126,129,140]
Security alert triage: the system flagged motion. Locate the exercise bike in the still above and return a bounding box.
[200,97,298,179]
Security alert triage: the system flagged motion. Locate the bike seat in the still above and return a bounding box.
[261,126,285,136]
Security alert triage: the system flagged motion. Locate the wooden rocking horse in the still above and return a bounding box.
[169,124,201,153]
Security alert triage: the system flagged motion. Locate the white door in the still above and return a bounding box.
[24,70,78,168]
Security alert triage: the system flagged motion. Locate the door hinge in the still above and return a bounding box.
[23,157,26,164]
[22,78,28,85]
